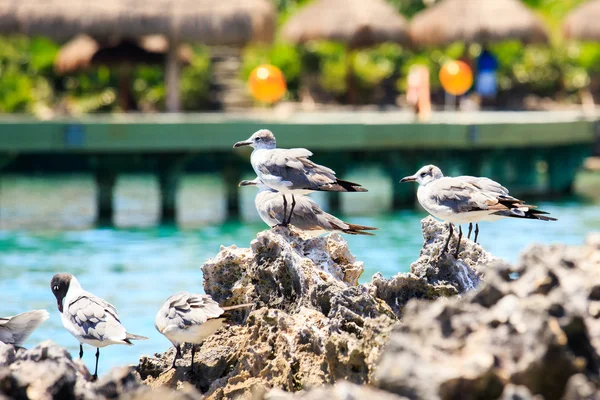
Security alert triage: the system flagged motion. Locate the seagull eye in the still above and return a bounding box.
[53,285,59,291]
[255,137,261,142]
[420,172,427,177]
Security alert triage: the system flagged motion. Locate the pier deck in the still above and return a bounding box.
[0,110,595,225]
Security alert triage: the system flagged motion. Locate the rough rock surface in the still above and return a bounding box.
[371,216,493,317]
[139,221,485,398]
[374,232,600,400]
[0,341,201,400]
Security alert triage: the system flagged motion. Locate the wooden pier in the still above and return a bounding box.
[0,110,594,225]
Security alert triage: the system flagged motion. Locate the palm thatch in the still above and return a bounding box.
[0,0,275,44]
[410,0,548,47]
[564,0,600,41]
[0,0,275,111]
[281,0,410,48]
[54,35,193,74]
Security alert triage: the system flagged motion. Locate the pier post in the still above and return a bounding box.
[389,152,416,209]
[157,155,192,225]
[158,170,179,224]
[223,163,241,219]
[95,169,116,226]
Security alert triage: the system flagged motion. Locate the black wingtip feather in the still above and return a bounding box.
[335,179,368,192]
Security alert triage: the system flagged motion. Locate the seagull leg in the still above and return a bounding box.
[474,223,480,243]
[467,223,473,240]
[454,225,463,259]
[442,223,453,256]
[160,344,181,376]
[79,344,84,359]
[281,195,288,226]
[92,348,100,381]
[190,344,196,372]
[287,195,297,225]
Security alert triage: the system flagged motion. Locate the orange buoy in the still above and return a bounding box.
[248,64,287,103]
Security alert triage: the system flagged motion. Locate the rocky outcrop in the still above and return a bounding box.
[0,341,202,400]
[369,232,600,399]
[371,217,491,317]
[138,220,491,398]
[0,340,201,400]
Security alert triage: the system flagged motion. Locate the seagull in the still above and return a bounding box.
[240,178,378,236]
[0,309,49,347]
[155,292,252,373]
[400,165,557,258]
[50,273,148,380]
[233,129,366,225]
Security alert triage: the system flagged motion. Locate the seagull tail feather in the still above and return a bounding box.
[332,179,368,192]
[493,208,557,221]
[343,223,378,236]
[124,332,149,344]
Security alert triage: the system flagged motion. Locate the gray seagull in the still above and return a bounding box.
[0,309,49,347]
[401,165,556,258]
[50,273,148,380]
[240,178,378,236]
[234,129,367,225]
[155,292,252,373]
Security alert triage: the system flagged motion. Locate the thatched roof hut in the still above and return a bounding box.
[564,0,600,41]
[54,35,194,111]
[0,0,275,111]
[54,35,193,74]
[0,0,275,44]
[410,0,548,47]
[281,0,410,48]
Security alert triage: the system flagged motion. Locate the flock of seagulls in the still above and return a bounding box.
[2,128,556,379]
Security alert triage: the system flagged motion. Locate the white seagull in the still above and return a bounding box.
[233,129,366,225]
[401,165,556,258]
[155,292,252,372]
[50,273,148,380]
[239,178,378,236]
[0,309,49,347]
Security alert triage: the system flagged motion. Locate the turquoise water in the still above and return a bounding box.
[0,176,598,376]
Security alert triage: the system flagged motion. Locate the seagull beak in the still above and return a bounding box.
[400,175,417,183]
[57,299,63,313]
[233,140,252,148]
[239,180,254,187]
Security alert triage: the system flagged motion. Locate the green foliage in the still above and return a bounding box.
[0,36,57,113]
[1,0,600,113]
[0,35,211,114]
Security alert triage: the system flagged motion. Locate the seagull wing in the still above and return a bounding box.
[427,177,503,213]
[156,293,224,333]
[67,293,128,344]
[258,149,337,191]
[0,310,49,346]
[291,196,349,232]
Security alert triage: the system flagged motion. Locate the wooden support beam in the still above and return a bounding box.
[158,170,179,225]
[95,169,116,226]
[223,163,242,219]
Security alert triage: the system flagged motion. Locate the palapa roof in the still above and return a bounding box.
[0,0,275,44]
[564,0,600,41]
[409,0,548,47]
[54,35,193,74]
[281,0,410,48]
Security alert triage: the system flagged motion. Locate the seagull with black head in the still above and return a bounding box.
[50,273,147,380]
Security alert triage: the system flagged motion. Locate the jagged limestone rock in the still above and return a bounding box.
[0,341,200,400]
[140,226,397,399]
[371,217,494,317]
[374,234,600,400]
[139,220,494,398]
